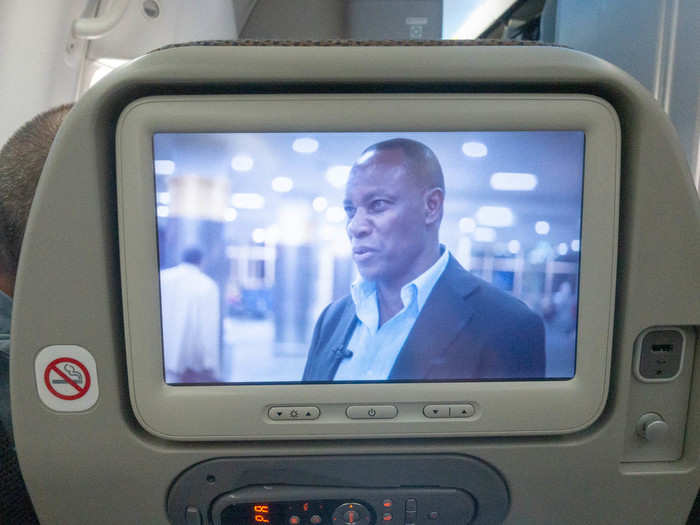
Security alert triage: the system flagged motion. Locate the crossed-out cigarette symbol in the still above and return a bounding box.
[51,363,84,384]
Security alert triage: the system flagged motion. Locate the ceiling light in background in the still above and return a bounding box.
[557,242,569,255]
[231,155,254,172]
[154,160,175,175]
[271,176,294,193]
[476,206,514,227]
[232,193,265,209]
[571,239,581,252]
[157,192,170,204]
[326,165,351,188]
[224,208,237,222]
[312,196,328,212]
[490,172,538,191]
[508,240,521,254]
[535,221,550,235]
[474,227,496,243]
[461,141,488,158]
[459,217,477,233]
[292,137,319,153]
[251,228,266,244]
[156,206,169,218]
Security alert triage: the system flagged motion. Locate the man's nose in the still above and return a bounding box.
[347,208,371,238]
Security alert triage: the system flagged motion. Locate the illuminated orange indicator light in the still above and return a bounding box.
[383,513,393,521]
[303,502,310,512]
[383,499,392,508]
[254,504,271,523]
[288,516,301,525]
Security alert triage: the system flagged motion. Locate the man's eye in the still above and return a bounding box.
[369,200,389,212]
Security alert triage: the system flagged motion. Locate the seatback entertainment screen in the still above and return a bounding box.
[153,131,584,385]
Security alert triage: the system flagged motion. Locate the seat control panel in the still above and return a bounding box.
[210,486,475,525]
[167,455,509,525]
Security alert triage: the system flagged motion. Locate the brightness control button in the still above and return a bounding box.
[346,405,398,419]
[267,406,320,420]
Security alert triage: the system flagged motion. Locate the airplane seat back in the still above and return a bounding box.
[0,414,37,522]
[9,41,700,524]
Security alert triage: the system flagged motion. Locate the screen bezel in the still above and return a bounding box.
[116,94,619,440]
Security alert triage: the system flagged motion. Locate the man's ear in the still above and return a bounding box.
[424,187,444,225]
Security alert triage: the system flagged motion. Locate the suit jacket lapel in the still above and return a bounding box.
[388,256,480,380]
[314,302,358,380]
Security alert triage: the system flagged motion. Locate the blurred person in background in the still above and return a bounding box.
[160,247,221,383]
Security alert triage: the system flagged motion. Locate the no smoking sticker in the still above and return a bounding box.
[35,345,99,412]
[44,357,91,400]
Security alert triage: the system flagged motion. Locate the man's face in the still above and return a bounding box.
[343,148,431,287]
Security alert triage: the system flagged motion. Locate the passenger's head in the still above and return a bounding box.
[182,247,204,266]
[0,104,73,297]
[343,138,445,290]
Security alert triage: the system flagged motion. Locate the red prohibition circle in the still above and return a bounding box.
[43,357,91,401]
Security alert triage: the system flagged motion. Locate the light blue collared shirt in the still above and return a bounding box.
[334,247,450,381]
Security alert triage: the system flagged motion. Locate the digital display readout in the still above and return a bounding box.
[220,502,285,524]
[253,504,271,524]
[218,500,369,525]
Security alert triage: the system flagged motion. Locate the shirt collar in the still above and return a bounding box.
[350,245,450,321]
[411,245,450,311]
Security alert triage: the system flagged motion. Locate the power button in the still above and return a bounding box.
[346,405,398,419]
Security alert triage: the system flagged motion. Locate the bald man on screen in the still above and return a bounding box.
[303,138,545,382]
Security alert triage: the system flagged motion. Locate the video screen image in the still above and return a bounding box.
[153,131,584,384]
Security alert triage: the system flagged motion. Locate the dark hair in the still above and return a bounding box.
[182,247,204,265]
[0,103,74,277]
[359,138,445,190]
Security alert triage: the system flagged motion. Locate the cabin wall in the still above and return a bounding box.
[556,0,700,189]
[0,0,88,146]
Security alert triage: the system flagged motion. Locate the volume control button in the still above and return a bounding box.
[332,502,371,525]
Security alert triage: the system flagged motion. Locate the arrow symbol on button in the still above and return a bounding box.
[276,411,283,416]
[433,409,439,414]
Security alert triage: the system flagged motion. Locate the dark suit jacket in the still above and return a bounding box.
[302,255,545,381]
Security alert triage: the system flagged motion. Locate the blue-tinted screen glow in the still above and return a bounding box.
[153,131,584,384]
